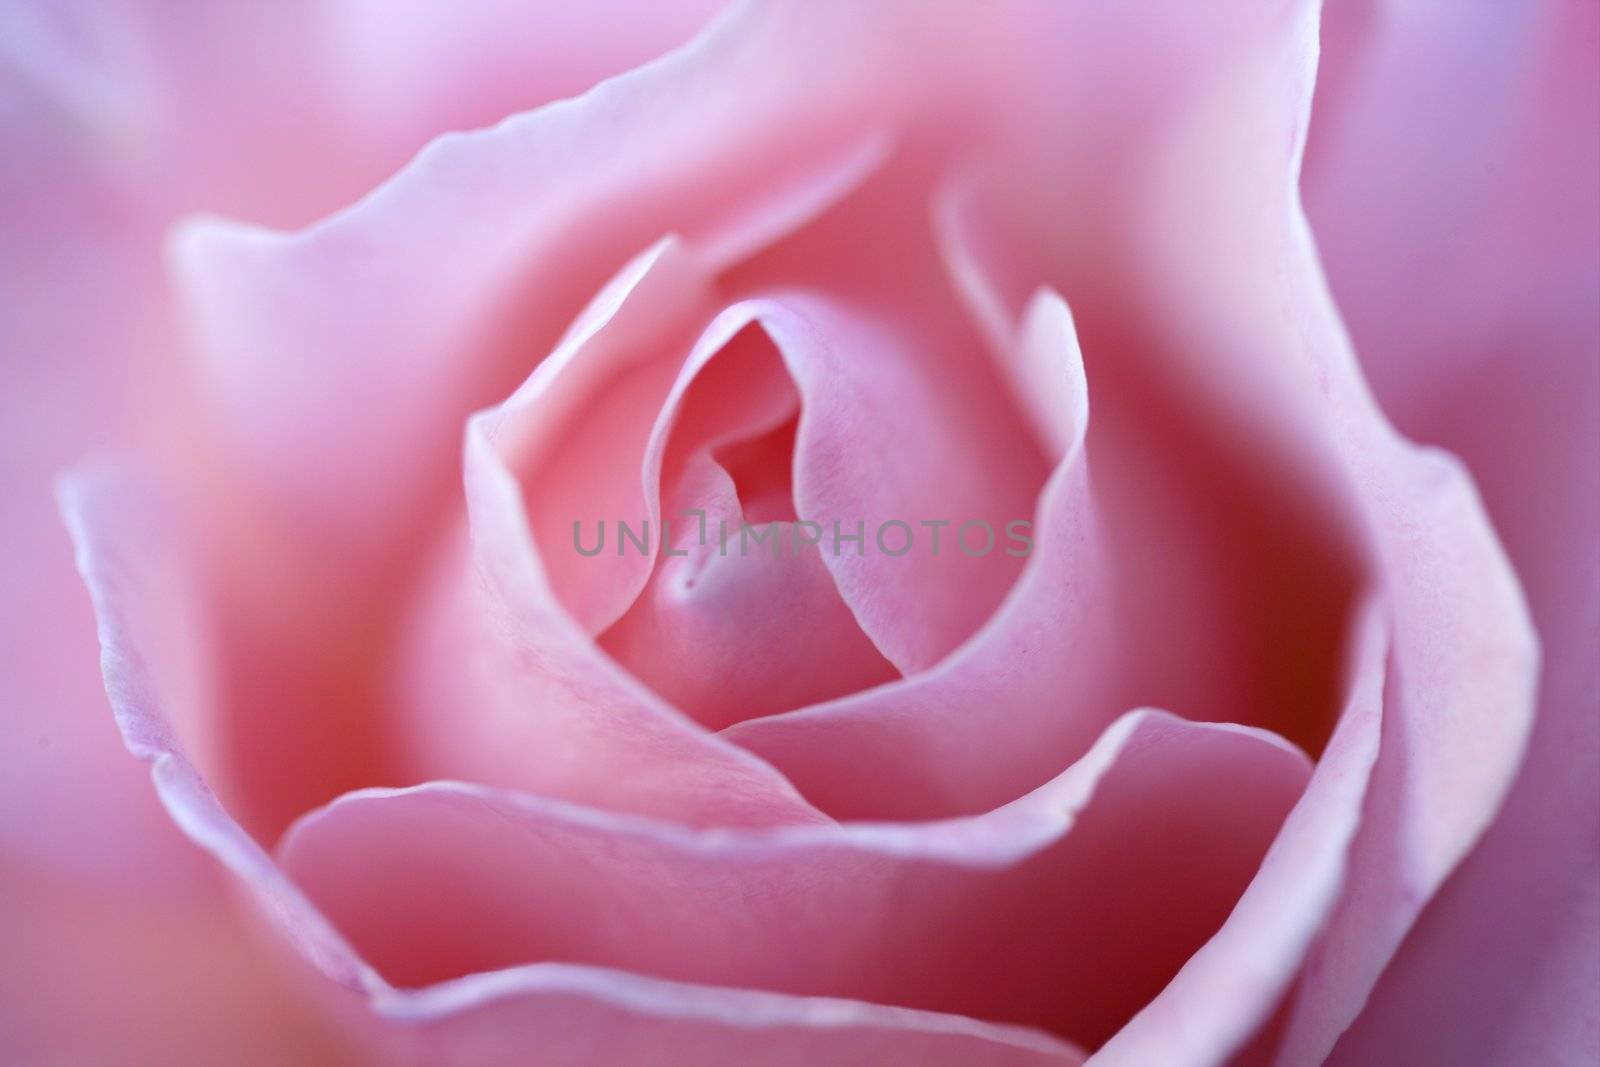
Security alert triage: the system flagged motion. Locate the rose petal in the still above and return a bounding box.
[400,264,1052,795]
[319,0,726,172]
[1269,444,1538,1064]
[161,139,893,836]
[1093,598,1387,1065]
[1095,3,1543,1057]
[0,40,317,1065]
[488,236,720,636]
[600,343,898,727]
[366,965,1082,1067]
[1308,2,1600,1059]
[602,470,900,729]
[280,709,1310,1049]
[762,291,1049,673]
[162,0,1296,614]
[734,4,1536,1057]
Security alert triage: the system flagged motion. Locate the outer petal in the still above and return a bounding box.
[1307,1,1600,1062]
[317,0,727,174]
[1103,2,1542,1059]
[280,710,1309,1050]
[362,968,1077,1067]
[162,0,1311,601]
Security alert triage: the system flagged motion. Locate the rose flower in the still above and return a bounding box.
[4,2,1595,1064]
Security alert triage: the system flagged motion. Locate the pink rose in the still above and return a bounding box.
[4,2,1595,1064]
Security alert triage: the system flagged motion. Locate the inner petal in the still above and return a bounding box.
[600,327,898,729]
[714,416,799,523]
[765,296,1052,676]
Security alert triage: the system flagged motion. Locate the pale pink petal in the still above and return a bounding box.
[0,43,307,1064]
[600,348,897,726]
[603,495,900,729]
[1268,442,1539,1065]
[26,2,1569,1062]
[933,192,1088,466]
[489,237,721,636]
[729,4,1538,1059]
[160,141,891,829]
[366,966,1080,1067]
[1306,1,1600,1061]
[710,8,1378,828]
[850,3,1543,1054]
[1001,291,1092,465]
[761,291,1048,673]
[0,25,387,1060]
[58,467,381,987]
[319,0,727,172]
[1084,2,1542,1057]
[281,710,1310,1050]
[162,0,1365,844]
